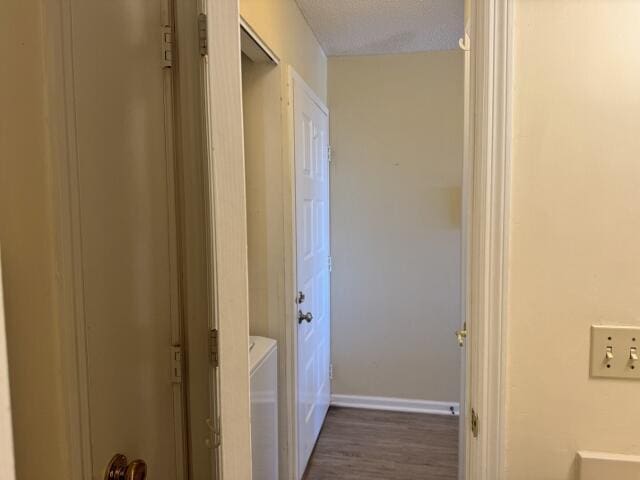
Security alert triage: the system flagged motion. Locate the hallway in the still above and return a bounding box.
[302,407,458,480]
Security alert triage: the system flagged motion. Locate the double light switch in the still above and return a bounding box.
[590,325,640,380]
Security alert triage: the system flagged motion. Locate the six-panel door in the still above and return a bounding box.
[294,74,331,479]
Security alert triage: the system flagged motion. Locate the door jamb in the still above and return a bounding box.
[283,66,299,480]
[174,0,220,477]
[466,1,513,479]
[43,1,93,477]
[200,1,253,478]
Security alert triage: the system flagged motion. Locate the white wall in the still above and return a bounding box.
[506,1,640,478]
[328,51,464,403]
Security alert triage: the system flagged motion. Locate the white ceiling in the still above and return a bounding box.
[295,0,464,56]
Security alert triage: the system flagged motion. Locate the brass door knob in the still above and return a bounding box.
[126,459,147,480]
[105,454,147,480]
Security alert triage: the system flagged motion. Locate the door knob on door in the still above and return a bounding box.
[298,310,313,324]
[105,454,147,480]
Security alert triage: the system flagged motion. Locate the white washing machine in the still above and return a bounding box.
[250,336,278,480]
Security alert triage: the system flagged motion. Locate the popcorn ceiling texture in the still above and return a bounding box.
[295,0,464,56]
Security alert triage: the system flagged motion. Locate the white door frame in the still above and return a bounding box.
[43,1,114,477]
[464,1,513,479]
[199,0,253,477]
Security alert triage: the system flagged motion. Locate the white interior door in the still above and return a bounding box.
[293,72,331,479]
[68,0,185,477]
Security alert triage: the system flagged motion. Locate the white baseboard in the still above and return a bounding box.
[330,394,459,416]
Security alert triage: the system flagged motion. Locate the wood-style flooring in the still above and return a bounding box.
[302,407,458,480]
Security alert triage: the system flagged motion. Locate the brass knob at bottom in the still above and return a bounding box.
[105,454,147,480]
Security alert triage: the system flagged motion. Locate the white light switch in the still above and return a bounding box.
[590,325,640,380]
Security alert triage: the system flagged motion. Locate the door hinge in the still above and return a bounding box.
[170,345,183,383]
[162,25,174,68]
[471,408,479,438]
[209,328,219,367]
[327,145,332,163]
[329,363,334,380]
[205,417,221,449]
[328,256,333,272]
[198,13,208,56]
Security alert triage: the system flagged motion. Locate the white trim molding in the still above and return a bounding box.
[331,395,460,416]
[43,1,93,477]
[466,1,513,480]
[202,0,253,478]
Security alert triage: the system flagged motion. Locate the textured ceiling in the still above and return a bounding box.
[295,0,464,56]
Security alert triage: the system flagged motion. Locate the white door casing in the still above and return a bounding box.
[466,1,513,479]
[459,27,472,480]
[293,71,331,479]
[200,0,253,478]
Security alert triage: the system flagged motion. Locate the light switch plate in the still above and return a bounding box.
[590,325,640,380]
[579,451,640,479]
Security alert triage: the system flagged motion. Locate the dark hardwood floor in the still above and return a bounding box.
[302,407,458,480]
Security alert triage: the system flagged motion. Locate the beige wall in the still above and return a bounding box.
[0,1,70,479]
[240,0,327,102]
[506,1,640,478]
[328,51,464,402]
[241,55,284,340]
[240,0,326,337]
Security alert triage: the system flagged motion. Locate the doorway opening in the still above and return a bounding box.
[315,49,465,480]
[239,2,469,480]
